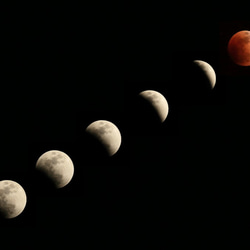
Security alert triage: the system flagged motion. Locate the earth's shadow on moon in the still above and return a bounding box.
[71,128,113,175]
[125,93,165,136]
[34,169,59,196]
[81,132,114,164]
[31,147,78,197]
[171,59,214,105]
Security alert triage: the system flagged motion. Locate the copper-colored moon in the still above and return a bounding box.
[227,30,250,66]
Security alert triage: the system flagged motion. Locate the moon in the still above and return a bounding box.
[36,150,74,188]
[139,90,169,123]
[193,60,216,89]
[228,30,250,66]
[85,120,122,156]
[0,180,27,219]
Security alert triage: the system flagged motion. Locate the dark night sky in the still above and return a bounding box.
[1,4,250,247]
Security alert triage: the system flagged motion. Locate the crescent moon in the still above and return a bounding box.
[0,180,27,219]
[139,90,169,123]
[193,60,216,89]
[85,120,122,156]
[36,150,74,189]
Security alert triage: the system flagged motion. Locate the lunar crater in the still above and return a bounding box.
[142,93,160,104]
[240,32,250,43]
[0,198,16,217]
[39,158,64,185]
[95,124,112,135]
[0,186,14,195]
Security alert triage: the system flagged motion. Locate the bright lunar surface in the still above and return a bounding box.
[85,120,122,156]
[228,30,250,66]
[193,60,216,89]
[0,180,27,219]
[36,150,74,188]
[139,90,169,123]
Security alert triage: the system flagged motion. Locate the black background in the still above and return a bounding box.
[1,3,250,247]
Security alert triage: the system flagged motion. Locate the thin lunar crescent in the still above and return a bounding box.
[85,120,122,156]
[193,60,216,89]
[139,90,169,123]
[36,150,74,188]
[0,180,27,219]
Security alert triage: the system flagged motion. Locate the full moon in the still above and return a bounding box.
[193,60,216,89]
[0,180,27,219]
[227,30,250,66]
[139,90,169,123]
[36,150,74,188]
[85,120,122,156]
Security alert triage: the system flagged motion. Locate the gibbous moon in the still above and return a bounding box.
[139,90,169,123]
[85,120,122,156]
[228,30,250,66]
[0,180,27,219]
[36,150,74,188]
[193,60,216,89]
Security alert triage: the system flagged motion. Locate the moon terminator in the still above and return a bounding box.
[85,120,122,156]
[36,150,74,189]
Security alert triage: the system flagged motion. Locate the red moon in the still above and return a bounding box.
[227,30,250,66]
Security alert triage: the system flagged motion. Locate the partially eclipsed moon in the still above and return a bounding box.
[139,90,169,123]
[85,120,122,156]
[0,180,27,219]
[228,30,250,66]
[193,60,216,89]
[36,150,74,188]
